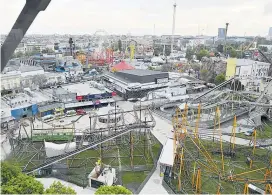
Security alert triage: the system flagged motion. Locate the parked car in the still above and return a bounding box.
[76,109,86,115]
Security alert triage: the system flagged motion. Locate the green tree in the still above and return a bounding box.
[215,73,226,85]
[164,45,171,56]
[15,51,24,58]
[229,49,237,58]
[259,46,268,52]
[118,40,122,52]
[95,185,132,195]
[1,174,44,194]
[42,48,54,54]
[32,74,48,88]
[200,69,209,81]
[191,63,200,71]
[196,49,209,61]
[185,48,194,61]
[0,162,21,185]
[153,46,162,56]
[44,181,76,194]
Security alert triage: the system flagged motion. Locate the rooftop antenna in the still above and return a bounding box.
[171,3,177,54]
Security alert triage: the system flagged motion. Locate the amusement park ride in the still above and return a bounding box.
[171,103,272,194]
[166,76,272,194]
[76,48,114,68]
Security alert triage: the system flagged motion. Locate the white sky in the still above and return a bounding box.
[0,0,271,36]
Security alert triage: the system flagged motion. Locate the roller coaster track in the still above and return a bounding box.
[193,77,235,102]
[25,123,151,174]
[249,81,272,112]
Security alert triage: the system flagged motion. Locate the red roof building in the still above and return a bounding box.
[111,61,135,72]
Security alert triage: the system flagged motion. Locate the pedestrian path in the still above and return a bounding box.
[139,166,168,194]
[139,115,172,194]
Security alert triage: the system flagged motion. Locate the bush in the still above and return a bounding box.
[0,162,21,185]
[95,185,132,195]
[215,73,226,85]
[1,174,44,194]
[44,181,76,194]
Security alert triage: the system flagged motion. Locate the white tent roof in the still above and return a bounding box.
[44,141,76,158]
[159,138,174,167]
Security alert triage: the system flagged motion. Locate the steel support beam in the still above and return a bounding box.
[1,0,51,71]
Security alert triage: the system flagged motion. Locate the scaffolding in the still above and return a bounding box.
[6,104,159,186]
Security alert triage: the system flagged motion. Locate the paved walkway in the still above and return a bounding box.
[139,166,168,194]
[139,114,172,194]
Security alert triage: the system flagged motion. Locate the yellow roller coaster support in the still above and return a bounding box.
[217,184,221,195]
[186,133,219,173]
[243,182,249,194]
[182,104,188,134]
[252,129,257,155]
[230,115,237,151]
[184,113,220,173]
[215,106,225,173]
[178,148,184,191]
[195,168,201,194]
[192,161,196,188]
[129,45,135,62]
[194,104,201,139]
[231,167,267,178]
[264,169,272,181]
[265,183,272,194]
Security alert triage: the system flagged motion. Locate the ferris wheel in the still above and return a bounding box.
[93,29,110,52]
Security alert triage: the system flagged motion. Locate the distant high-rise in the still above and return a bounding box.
[269,27,272,37]
[218,28,226,39]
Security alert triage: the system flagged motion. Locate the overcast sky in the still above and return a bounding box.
[0,0,271,36]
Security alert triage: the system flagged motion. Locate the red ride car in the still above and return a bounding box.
[76,109,86,115]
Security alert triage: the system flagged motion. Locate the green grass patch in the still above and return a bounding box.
[122,171,148,185]
[152,143,162,159]
[235,125,272,140]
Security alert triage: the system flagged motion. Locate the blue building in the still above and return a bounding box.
[11,104,38,119]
